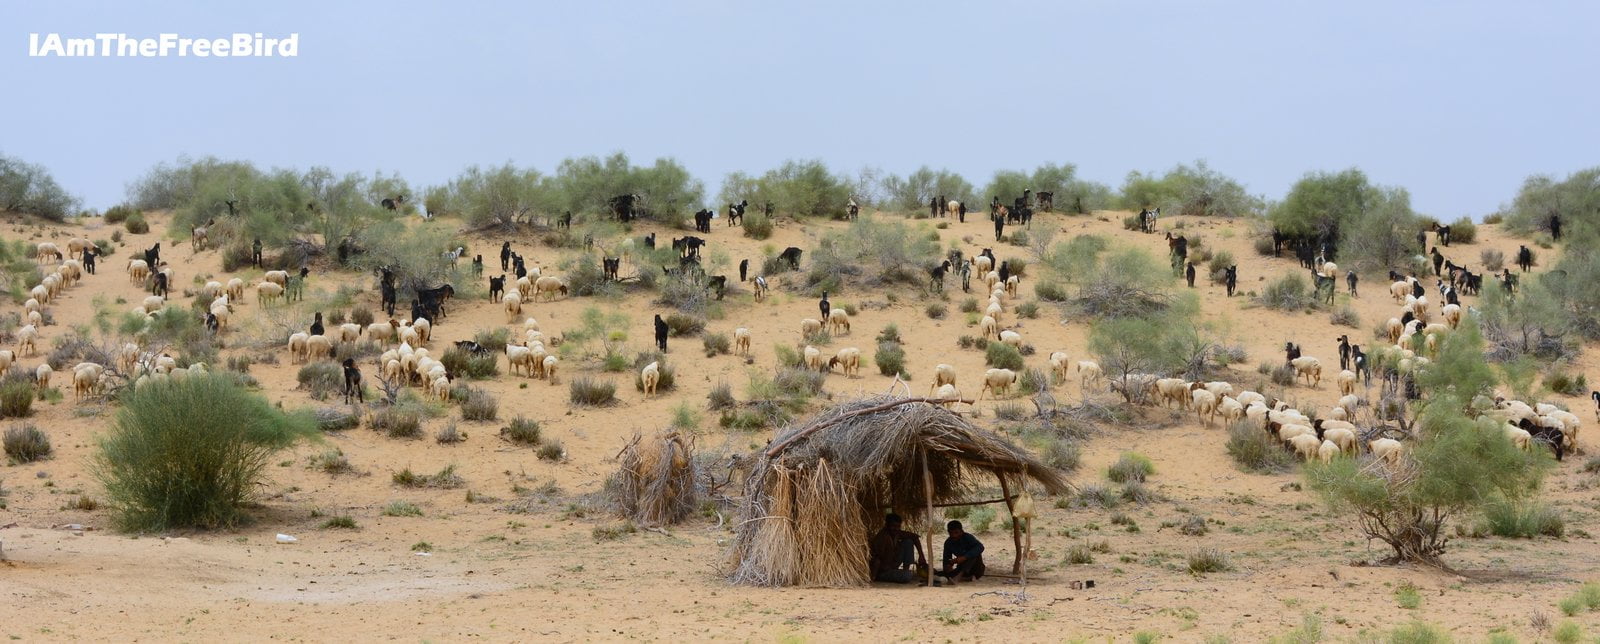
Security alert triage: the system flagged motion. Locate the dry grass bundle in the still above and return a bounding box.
[604,430,699,526]
[727,395,1070,587]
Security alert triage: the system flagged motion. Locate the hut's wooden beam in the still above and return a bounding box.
[922,448,935,590]
[763,397,974,459]
[933,495,1019,508]
[998,475,1023,575]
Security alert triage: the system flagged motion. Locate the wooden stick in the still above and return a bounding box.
[998,474,1022,575]
[933,495,1019,508]
[923,448,935,589]
[763,397,972,458]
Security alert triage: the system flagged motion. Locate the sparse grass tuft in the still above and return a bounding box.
[382,501,423,517]
[392,464,465,489]
[4,423,52,463]
[501,417,542,445]
[1187,548,1232,574]
[569,377,617,406]
[1107,452,1154,483]
[1225,420,1295,473]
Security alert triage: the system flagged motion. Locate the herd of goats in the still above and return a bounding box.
[1,193,1591,474]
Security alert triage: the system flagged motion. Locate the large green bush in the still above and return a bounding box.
[0,153,80,221]
[1116,160,1263,217]
[94,374,317,531]
[719,160,853,219]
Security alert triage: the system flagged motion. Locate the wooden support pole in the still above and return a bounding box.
[998,474,1022,575]
[923,448,935,589]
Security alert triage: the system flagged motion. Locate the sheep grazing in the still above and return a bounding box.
[1190,388,1220,426]
[35,363,52,388]
[515,276,533,299]
[934,383,962,409]
[1217,396,1245,424]
[542,355,559,384]
[1505,424,1532,451]
[263,270,290,287]
[641,361,661,396]
[1337,369,1358,396]
[533,276,568,301]
[73,363,105,400]
[828,309,851,335]
[503,290,523,322]
[828,347,862,377]
[999,329,1023,350]
[979,315,999,339]
[1369,438,1404,464]
[1288,433,1323,461]
[0,350,12,373]
[412,318,432,345]
[734,327,752,355]
[127,259,150,284]
[801,318,822,337]
[978,368,1019,402]
[367,319,397,344]
[505,344,533,377]
[16,325,39,357]
[287,332,310,364]
[1390,280,1411,302]
[803,346,823,372]
[1048,352,1070,384]
[226,278,245,300]
[1442,303,1462,329]
[35,242,62,263]
[1317,439,1341,463]
[1155,378,1191,410]
[930,364,958,395]
[1290,356,1322,387]
[1077,360,1103,391]
[984,301,1004,324]
[257,281,285,305]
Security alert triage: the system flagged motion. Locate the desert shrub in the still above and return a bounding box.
[801,217,941,293]
[459,388,498,421]
[875,341,907,376]
[925,303,947,319]
[774,367,826,397]
[1107,452,1154,483]
[1546,370,1587,396]
[0,378,33,418]
[1073,484,1120,509]
[219,243,252,272]
[1206,250,1234,283]
[309,448,352,474]
[959,297,980,313]
[1034,281,1069,302]
[1477,498,1564,538]
[664,312,705,337]
[473,327,511,353]
[1258,273,1317,311]
[1186,548,1232,574]
[371,405,423,438]
[4,423,51,462]
[1449,216,1477,244]
[708,382,736,410]
[501,417,542,445]
[321,515,358,529]
[313,406,359,431]
[702,332,731,356]
[1481,249,1505,272]
[1017,301,1040,319]
[1179,515,1209,536]
[94,374,316,530]
[742,212,774,239]
[382,501,423,517]
[1064,543,1095,564]
[633,352,677,392]
[441,347,498,380]
[351,308,375,327]
[392,464,464,488]
[1042,439,1080,473]
[592,520,636,540]
[295,362,343,401]
[985,342,1023,370]
[1330,305,1361,328]
[1225,421,1294,473]
[104,204,137,223]
[966,505,997,533]
[1120,480,1156,505]
[570,377,617,406]
[537,440,564,461]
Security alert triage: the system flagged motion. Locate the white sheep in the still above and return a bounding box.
[931,364,958,395]
[226,278,245,300]
[542,355,559,384]
[367,320,396,344]
[504,291,524,322]
[287,332,310,364]
[263,270,290,287]
[1217,396,1245,425]
[934,383,962,409]
[641,361,661,396]
[1077,360,1102,391]
[1236,391,1266,408]
[0,350,12,372]
[978,368,1019,402]
[1369,438,1404,464]
[1317,439,1341,463]
[1288,433,1322,460]
[801,318,823,337]
[339,323,362,343]
[412,317,432,344]
[16,325,38,357]
[1203,381,1234,398]
[127,259,150,284]
[734,327,752,355]
[533,276,568,301]
[979,315,998,339]
[1048,352,1070,384]
[35,363,52,388]
[1191,388,1219,426]
[256,281,285,305]
[803,345,823,372]
[1337,370,1358,396]
[1155,378,1191,410]
[828,309,851,335]
[1504,424,1532,451]
[827,347,861,377]
[1290,356,1322,387]
[999,329,1023,350]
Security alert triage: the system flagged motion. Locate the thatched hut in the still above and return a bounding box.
[727,396,1072,587]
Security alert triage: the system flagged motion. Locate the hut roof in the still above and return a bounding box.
[727,396,1072,587]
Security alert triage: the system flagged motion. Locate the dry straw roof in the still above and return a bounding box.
[727,395,1071,587]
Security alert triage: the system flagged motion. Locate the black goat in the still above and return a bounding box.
[342,358,364,404]
[779,247,803,270]
[488,275,505,302]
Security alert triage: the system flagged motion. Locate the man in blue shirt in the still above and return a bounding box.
[940,520,986,583]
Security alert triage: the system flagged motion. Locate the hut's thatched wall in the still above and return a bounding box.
[727,396,1071,587]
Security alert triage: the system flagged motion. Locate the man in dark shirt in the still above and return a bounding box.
[940,520,985,583]
[868,514,925,583]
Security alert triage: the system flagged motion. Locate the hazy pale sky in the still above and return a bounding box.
[4,0,1596,216]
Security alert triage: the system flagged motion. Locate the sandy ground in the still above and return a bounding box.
[2,207,1599,642]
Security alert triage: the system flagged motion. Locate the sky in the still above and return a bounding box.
[3,0,1597,217]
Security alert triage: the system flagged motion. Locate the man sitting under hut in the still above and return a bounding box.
[869,514,926,583]
[940,520,985,583]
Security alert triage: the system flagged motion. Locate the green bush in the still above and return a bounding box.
[433,424,462,445]
[1258,273,1317,311]
[875,341,906,376]
[104,204,137,224]
[924,303,947,319]
[633,352,676,392]
[1042,439,1080,473]
[459,388,498,421]
[1388,621,1449,644]
[1330,305,1361,328]
[959,297,980,313]
[702,332,731,357]
[1107,452,1154,483]
[661,313,704,337]
[1205,250,1234,283]
[1072,484,1120,509]
[441,347,499,379]
[382,501,423,517]
[321,515,358,529]
[742,212,774,240]
[1477,498,1564,538]
[1186,548,1232,574]
[472,327,512,353]
[984,342,1023,370]
[124,213,150,234]
[370,407,423,439]
[4,423,52,462]
[537,440,564,461]
[1034,281,1069,302]
[1546,371,1588,396]
[1449,216,1477,244]
[501,417,542,445]
[93,374,316,530]
[296,363,343,400]
[1225,421,1294,473]
[1481,249,1505,272]
[1064,543,1095,564]
[707,381,735,410]
[392,464,464,489]
[570,377,617,406]
[0,378,33,418]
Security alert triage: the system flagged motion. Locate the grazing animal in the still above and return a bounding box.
[488,275,506,302]
[533,276,568,301]
[827,308,850,335]
[828,347,862,377]
[734,327,752,355]
[640,362,661,396]
[1291,356,1323,387]
[654,315,669,352]
[978,368,1019,401]
[1077,360,1103,390]
[341,359,363,403]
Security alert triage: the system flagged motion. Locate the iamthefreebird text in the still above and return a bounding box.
[28,33,299,57]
